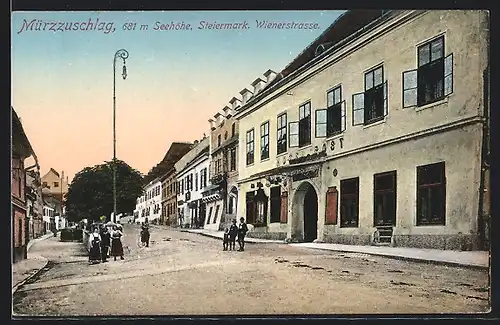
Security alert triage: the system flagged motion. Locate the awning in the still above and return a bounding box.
[201,193,222,203]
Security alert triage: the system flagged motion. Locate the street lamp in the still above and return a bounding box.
[113,49,129,223]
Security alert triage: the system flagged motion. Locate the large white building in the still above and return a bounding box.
[174,137,212,228]
[232,10,490,250]
[134,178,162,224]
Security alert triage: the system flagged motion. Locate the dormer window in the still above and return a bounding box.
[231,123,236,137]
[217,134,221,147]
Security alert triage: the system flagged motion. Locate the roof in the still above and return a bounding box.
[143,142,193,185]
[12,107,37,160]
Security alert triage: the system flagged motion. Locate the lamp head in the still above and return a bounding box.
[122,60,127,80]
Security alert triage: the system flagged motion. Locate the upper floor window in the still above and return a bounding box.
[277,113,287,155]
[352,65,388,126]
[316,85,346,138]
[217,134,221,147]
[195,173,199,191]
[231,123,236,137]
[288,102,311,148]
[246,129,255,165]
[230,147,237,171]
[403,36,453,108]
[42,182,48,188]
[53,182,59,188]
[260,121,270,160]
[224,131,228,140]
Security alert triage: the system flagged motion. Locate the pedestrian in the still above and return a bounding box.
[229,219,238,251]
[141,221,150,247]
[88,228,101,264]
[237,217,249,252]
[110,225,124,261]
[100,226,111,263]
[223,227,230,251]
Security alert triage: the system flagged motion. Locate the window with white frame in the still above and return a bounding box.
[246,129,254,165]
[316,85,346,138]
[260,121,270,160]
[277,113,287,154]
[352,65,388,126]
[402,36,453,108]
[298,102,311,147]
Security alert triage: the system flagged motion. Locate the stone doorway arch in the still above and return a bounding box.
[292,181,319,242]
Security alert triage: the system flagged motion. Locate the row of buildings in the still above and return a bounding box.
[134,10,490,251]
[12,107,70,263]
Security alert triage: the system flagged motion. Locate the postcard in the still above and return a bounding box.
[11,9,490,317]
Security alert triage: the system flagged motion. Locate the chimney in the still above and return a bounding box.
[239,88,253,105]
[251,77,266,95]
[208,118,215,130]
[222,105,234,118]
[264,69,277,84]
[214,112,224,125]
[229,97,242,110]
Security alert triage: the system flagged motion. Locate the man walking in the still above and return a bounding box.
[237,217,248,251]
[100,226,111,263]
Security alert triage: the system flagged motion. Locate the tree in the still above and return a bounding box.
[65,160,143,223]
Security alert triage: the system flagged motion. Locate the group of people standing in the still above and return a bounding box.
[223,217,249,252]
[88,224,125,264]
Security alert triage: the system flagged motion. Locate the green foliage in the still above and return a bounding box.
[65,160,143,223]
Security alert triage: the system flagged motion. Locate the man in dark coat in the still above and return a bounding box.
[100,227,111,262]
[237,217,249,251]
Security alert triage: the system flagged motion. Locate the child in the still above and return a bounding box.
[223,228,230,251]
[229,219,238,251]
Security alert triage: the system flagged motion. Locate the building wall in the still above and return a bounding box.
[41,170,69,196]
[12,156,28,262]
[237,10,488,182]
[143,180,162,223]
[235,10,488,249]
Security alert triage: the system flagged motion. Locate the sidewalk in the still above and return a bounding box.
[12,232,53,294]
[177,228,489,270]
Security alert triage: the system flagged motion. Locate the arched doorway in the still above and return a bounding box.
[292,181,319,242]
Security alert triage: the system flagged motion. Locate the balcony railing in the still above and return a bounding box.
[210,172,228,185]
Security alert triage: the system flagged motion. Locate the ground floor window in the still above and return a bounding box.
[340,178,359,227]
[206,206,213,224]
[373,171,397,226]
[417,161,446,226]
[245,191,256,224]
[270,186,281,223]
[213,205,220,224]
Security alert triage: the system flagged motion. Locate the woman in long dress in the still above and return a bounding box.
[110,225,124,261]
[88,228,101,264]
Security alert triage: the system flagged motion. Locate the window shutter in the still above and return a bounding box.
[402,69,418,108]
[315,109,327,137]
[288,122,299,147]
[341,100,346,131]
[280,191,288,223]
[383,81,388,117]
[325,186,338,225]
[352,92,365,126]
[444,53,453,96]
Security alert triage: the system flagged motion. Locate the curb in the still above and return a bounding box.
[27,233,54,253]
[12,256,49,295]
[180,229,284,244]
[290,245,489,270]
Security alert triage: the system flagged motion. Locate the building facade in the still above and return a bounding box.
[41,168,69,200]
[207,104,240,230]
[12,107,38,262]
[136,178,162,224]
[234,10,490,250]
[174,137,210,228]
[161,168,178,226]
[26,170,46,240]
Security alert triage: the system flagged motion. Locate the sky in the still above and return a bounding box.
[12,10,345,182]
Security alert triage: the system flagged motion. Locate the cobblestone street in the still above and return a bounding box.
[13,224,490,316]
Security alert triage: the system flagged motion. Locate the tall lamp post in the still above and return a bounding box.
[113,49,129,223]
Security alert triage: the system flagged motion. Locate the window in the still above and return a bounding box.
[269,186,281,223]
[352,66,388,126]
[181,179,184,194]
[417,162,446,225]
[316,86,346,138]
[224,131,228,140]
[230,147,237,171]
[340,178,359,227]
[218,134,221,147]
[213,205,220,224]
[245,192,256,224]
[260,121,270,160]
[299,102,311,147]
[403,36,453,108]
[246,129,254,165]
[231,123,236,137]
[195,173,198,191]
[289,121,299,148]
[53,182,59,188]
[254,189,268,226]
[277,113,287,154]
[373,171,397,226]
[202,168,208,188]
